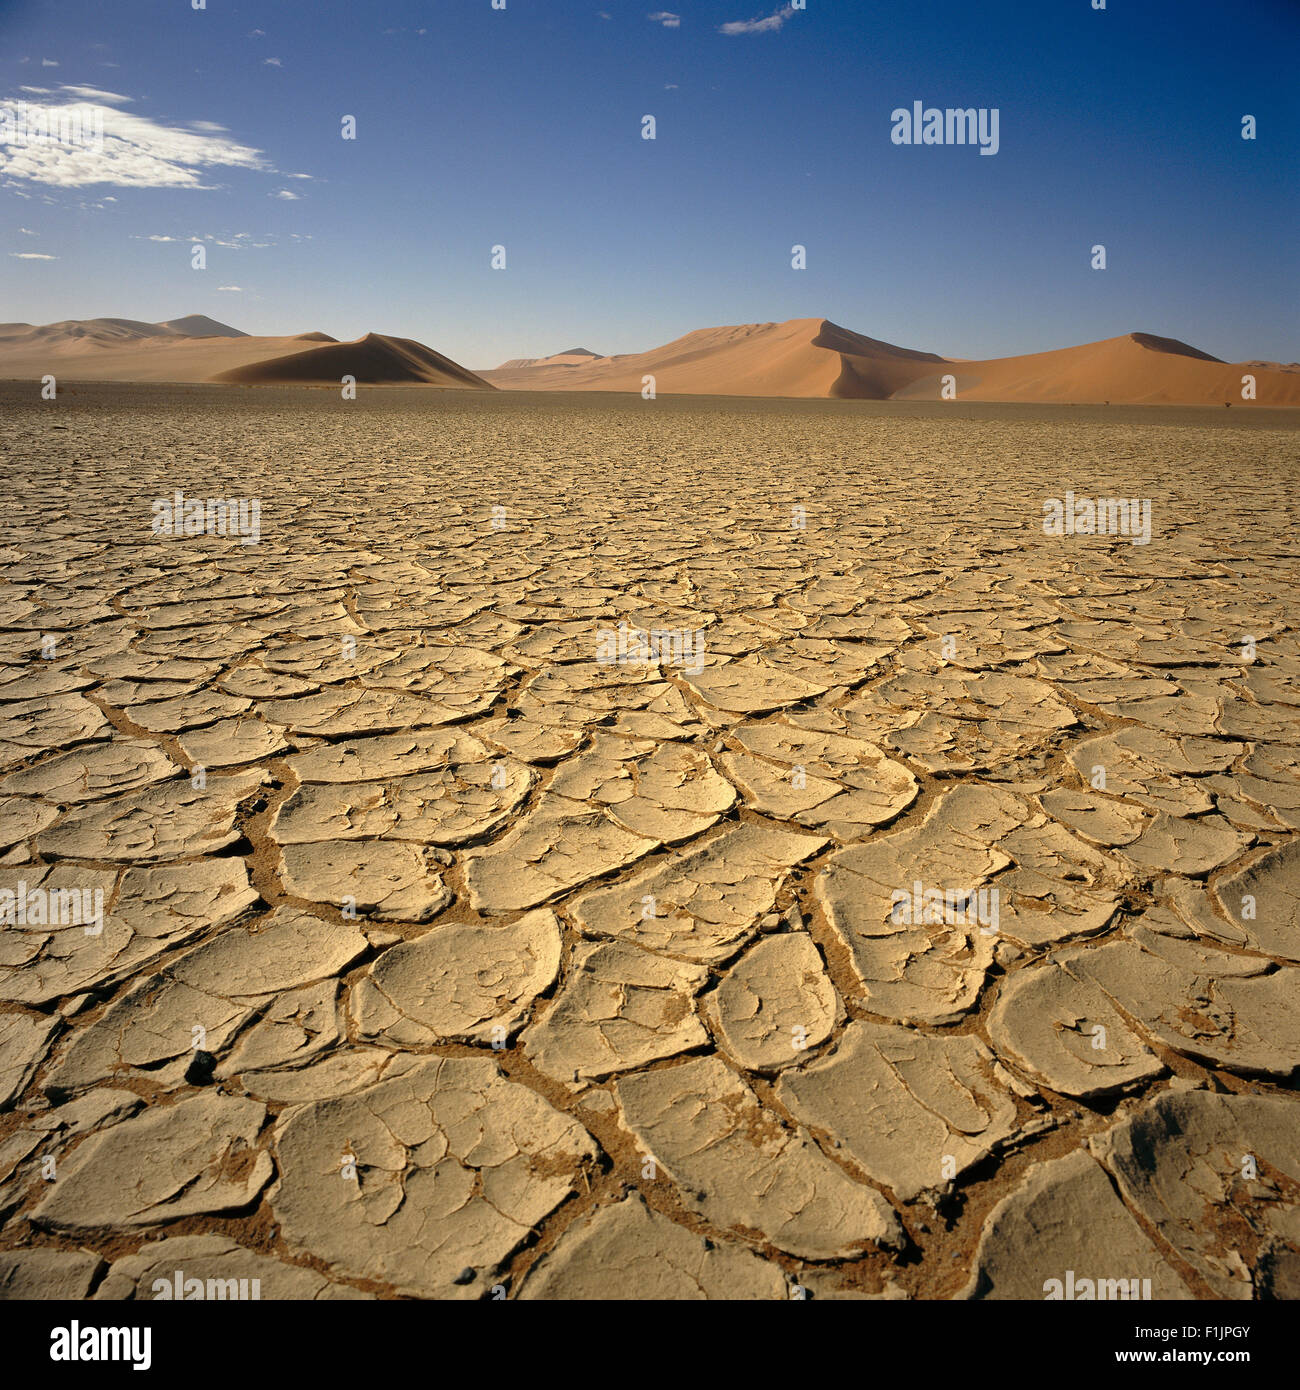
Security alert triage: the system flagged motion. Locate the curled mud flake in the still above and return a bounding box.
[986,962,1162,1099]
[1061,937,1300,1077]
[518,1193,786,1300]
[703,932,839,1073]
[1090,1090,1300,1300]
[522,938,708,1082]
[776,1021,1023,1203]
[1118,812,1253,879]
[0,1248,106,1299]
[31,1092,272,1230]
[0,738,179,804]
[1212,840,1300,962]
[616,1054,902,1259]
[961,1150,1193,1301]
[37,769,268,863]
[0,1010,60,1107]
[94,1235,372,1301]
[353,909,562,1046]
[269,1055,599,1298]
[720,720,918,837]
[570,823,828,964]
[279,840,452,923]
[271,761,532,848]
[0,859,257,1006]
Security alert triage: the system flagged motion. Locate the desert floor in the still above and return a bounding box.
[0,382,1297,1301]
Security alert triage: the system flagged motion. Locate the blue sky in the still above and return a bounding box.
[2,0,1296,367]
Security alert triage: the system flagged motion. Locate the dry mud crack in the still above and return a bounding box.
[0,384,1297,1301]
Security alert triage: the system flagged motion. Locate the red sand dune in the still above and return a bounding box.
[483,318,1300,406]
[3,314,1293,403]
[0,318,490,388]
[214,333,491,388]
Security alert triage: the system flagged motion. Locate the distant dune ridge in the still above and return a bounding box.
[483,318,1300,405]
[497,347,602,369]
[1,314,1295,402]
[0,316,492,388]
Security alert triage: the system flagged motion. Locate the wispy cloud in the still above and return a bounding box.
[271,188,300,200]
[41,59,59,68]
[136,231,275,250]
[11,251,57,259]
[60,86,132,105]
[718,5,795,35]
[648,11,681,27]
[217,285,242,292]
[263,57,282,68]
[0,86,272,189]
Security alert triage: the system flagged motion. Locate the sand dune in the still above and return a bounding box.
[0,315,246,348]
[0,318,490,388]
[484,319,938,397]
[215,332,493,388]
[900,333,1300,406]
[4,313,1293,403]
[484,318,1300,406]
[156,315,248,339]
[498,347,602,369]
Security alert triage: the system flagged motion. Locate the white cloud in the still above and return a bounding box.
[11,251,56,259]
[249,29,265,38]
[271,188,300,199]
[665,83,679,89]
[263,58,282,67]
[217,285,242,292]
[648,11,681,27]
[60,86,132,105]
[0,87,273,188]
[718,5,795,35]
[19,226,36,235]
[147,234,178,241]
[41,59,59,68]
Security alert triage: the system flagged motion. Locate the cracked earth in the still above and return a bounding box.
[1,384,1298,1301]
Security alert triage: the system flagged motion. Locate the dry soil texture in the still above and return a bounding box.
[0,383,1298,1302]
